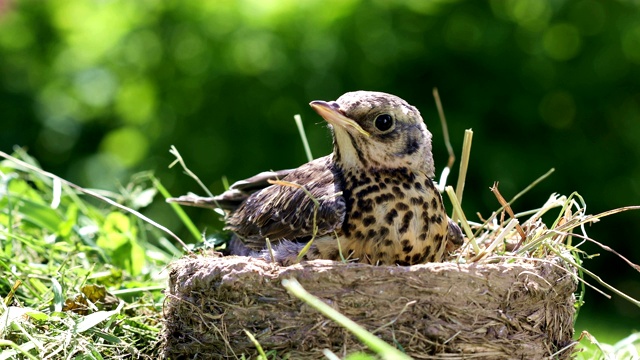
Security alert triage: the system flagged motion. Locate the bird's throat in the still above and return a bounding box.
[333,128,369,169]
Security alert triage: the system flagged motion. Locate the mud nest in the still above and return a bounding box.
[161,252,577,359]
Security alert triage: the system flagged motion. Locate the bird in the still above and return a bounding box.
[168,91,463,266]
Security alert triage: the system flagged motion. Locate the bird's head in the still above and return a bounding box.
[310,91,435,177]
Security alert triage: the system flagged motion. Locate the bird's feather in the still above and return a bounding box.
[168,156,346,250]
[167,169,295,210]
[226,155,346,249]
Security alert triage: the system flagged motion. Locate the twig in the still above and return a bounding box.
[168,145,213,197]
[552,219,640,273]
[490,182,526,249]
[433,88,455,170]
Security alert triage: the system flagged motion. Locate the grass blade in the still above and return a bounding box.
[282,278,413,360]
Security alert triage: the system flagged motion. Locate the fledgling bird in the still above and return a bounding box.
[169,91,463,265]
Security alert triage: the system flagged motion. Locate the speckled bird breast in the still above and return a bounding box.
[336,166,450,265]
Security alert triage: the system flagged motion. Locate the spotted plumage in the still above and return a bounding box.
[168,91,463,265]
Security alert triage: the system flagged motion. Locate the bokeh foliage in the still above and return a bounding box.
[1,0,639,339]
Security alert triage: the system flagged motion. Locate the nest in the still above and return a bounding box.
[161,252,577,359]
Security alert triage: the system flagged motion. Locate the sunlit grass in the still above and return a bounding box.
[0,149,173,359]
[575,331,640,360]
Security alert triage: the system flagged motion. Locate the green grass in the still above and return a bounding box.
[0,149,178,359]
[1,146,639,359]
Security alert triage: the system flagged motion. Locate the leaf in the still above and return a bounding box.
[74,301,124,334]
[51,278,64,313]
[57,204,78,237]
[96,212,145,275]
[14,198,62,232]
[81,284,107,303]
[81,284,120,310]
[63,294,89,315]
[25,311,49,321]
[0,307,48,332]
[101,212,131,239]
[6,177,44,203]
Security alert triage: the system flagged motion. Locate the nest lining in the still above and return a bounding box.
[161,253,576,359]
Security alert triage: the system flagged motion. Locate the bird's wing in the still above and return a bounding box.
[229,169,295,192]
[225,155,346,248]
[167,169,295,211]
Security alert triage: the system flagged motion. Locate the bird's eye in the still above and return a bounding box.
[374,114,394,132]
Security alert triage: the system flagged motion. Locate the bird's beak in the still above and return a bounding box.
[310,101,370,137]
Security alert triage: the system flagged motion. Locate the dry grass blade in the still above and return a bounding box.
[474,187,640,309]
[433,88,455,170]
[153,175,202,242]
[547,246,640,308]
[470,218,519,262]
[473,168,555,239]
[549,230,640,294]
[268,179,320,261]
[445,186,479,254]
[168,145,214,197]
[454,129,473,209]
[490,182,526,247]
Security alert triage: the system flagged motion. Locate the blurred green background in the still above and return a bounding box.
[1,0,638,342]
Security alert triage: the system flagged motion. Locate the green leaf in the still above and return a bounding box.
[6,177,45,203]
[25,310,49,321]
[58,204,79,237]
[13,198,62,232]
[51,278,64,313]
[74,302,124,334]
[345,354,378,360]
[92,330,123,344]
[96,212,145,275]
